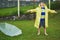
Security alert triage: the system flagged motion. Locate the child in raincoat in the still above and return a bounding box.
[27,2,57,35]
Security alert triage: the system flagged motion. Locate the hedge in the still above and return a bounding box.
[51,1,60,10]
[0,6,35,17]
[0,7,17,17]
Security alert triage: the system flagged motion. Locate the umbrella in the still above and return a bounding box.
[0,23,22,37]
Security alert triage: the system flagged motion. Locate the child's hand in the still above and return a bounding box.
[25,10,30,13]
[53,10,57,14]
[26,10,31,12]
[55,11,57,14]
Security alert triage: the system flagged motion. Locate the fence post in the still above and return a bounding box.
[18,0,20,17]
[49,0,51,9]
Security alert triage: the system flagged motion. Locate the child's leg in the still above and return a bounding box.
[37,27,40,35]
[44,27,48,35]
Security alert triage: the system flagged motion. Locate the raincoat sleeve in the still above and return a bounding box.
[27,8,37,13]
[48,9,57,13]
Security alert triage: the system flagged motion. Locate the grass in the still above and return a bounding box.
[0,10,60,40]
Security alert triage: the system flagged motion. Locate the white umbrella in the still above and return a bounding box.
[0,23,22,37]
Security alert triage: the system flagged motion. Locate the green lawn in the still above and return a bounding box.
[0,11,60,40]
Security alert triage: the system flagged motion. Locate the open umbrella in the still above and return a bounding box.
[0,23,22,37]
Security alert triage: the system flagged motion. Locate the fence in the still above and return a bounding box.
[0,0,48,8]
[0,0,17,8]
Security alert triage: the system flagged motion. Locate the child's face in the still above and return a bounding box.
[40,2,45,6]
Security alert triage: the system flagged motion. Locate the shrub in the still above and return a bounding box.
[0,7,17,17]
[51,1,60,10]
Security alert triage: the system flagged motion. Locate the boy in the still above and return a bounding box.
[27,2,57,35]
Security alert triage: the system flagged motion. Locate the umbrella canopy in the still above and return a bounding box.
[0,23,22,37]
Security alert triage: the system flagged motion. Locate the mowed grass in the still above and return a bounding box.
[0,11,60,40]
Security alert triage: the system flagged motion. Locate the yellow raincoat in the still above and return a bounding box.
[28,5,56,28]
